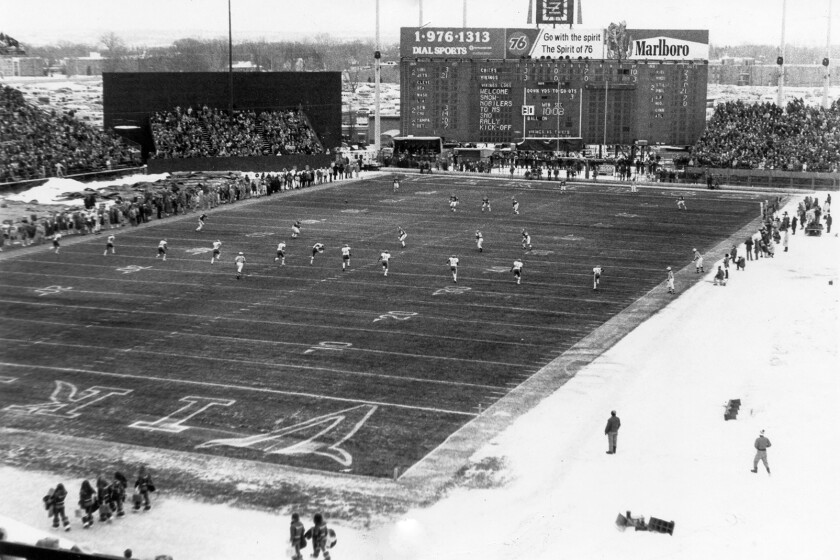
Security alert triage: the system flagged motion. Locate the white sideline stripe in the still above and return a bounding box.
[0,361,477,417]
[0,336,502,388]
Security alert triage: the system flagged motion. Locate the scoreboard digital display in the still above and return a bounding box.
[400,28,709,146]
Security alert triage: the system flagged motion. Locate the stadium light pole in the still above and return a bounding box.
[824,0,832,109]
[228,0,233,115]
[375,0,381,154]
[778,0,786,107]
[463,0,467,28]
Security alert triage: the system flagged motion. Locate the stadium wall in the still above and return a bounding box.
[103,72,342,157]
[146,154,334,174]
[686,166,840,190]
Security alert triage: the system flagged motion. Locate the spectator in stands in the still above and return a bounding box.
[150,105,324,159]
[1,85,138,183]
[691,98,840,172]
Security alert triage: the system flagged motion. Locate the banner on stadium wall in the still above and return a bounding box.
[536,0,574,25]
[400,28,707,61]
[400,28,508,58]
[401,27,604,59]
[624,29,709,61]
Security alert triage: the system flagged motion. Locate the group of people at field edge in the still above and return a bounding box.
[0,85,139,183]
[681,194,826,293]
[42,467,155,532]
[288,512,337,560]
[150,105,324,158]
[0,164,363,253]
[691,98,840,172]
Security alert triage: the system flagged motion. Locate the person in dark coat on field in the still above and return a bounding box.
[791,215,797,235]
[78,480,96,529]
[745,236,754,261]
[309,513,331,559]
[112,472,128,517]
[43,483,71,531]
[751,429,772,474]
[134,466,154,512]
[96,474,113,523]
[605,410,621,454]
[826,212,832,234]
[289,512,306,560]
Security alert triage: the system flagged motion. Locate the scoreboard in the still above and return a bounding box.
[399,27,709,146]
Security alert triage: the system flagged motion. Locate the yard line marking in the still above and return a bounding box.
[0,338,501,389]
[0,300,563,346]
[0,362,477,417]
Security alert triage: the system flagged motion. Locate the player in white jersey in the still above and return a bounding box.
[512,196,520,214]
[449,195,459,212]
[393,177,400,193]
[341,244,352,271]
[275,241,286,265]
[521,229,532,251]
[52,232,62,254]
[447,255,459,283]
[481,196,491,212]
[196,213,207,231]
[475,230,484,252]
[156,239,167,261]
[310,243,325,265]
[592,265,603,291]
[692,248,704,273]
[398,226,407,248]
[235,251,246,279]
[666,266,675,294]
[378,250,391,276]
[291,220,301,238]
[677,196,687,210]
[104,234,115,256]
[211,240,222,264]
[511,258,524,284]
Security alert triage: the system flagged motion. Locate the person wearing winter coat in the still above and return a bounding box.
[43,483,71,531]
[134,467,154,512]
[112,472,128,517]
[78,480,96,529]
[605,410,621,454]
[752,430,772,474]
[309,513,331,559]
[289,512,306,560]
[96,475,113,523]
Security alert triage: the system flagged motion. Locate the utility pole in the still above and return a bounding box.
[824,0,833,109]
[778,0,787,107]
[374,0,381,154]
[228,0,233,115]
[419,0,423,26]
[463,0,467,28]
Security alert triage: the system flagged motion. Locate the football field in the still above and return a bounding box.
[0,174,763,480]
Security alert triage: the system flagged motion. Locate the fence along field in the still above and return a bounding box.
[0,174,762,478]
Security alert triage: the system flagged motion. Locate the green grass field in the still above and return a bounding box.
[0,174,763,478]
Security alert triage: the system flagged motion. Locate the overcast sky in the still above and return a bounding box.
[3,0,838,47]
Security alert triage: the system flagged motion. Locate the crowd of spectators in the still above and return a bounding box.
[1,163,361,253]
[150,105,324,158]
[691,98,840,172]
[0,85,140,183]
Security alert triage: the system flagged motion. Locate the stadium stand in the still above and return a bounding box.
[691,98,840,172]
[0,85,139,183]
[150,105,324,158]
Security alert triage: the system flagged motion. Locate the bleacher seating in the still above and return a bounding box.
[0,85,139,183]
[691,98,840,172]
[150,105,324,158]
